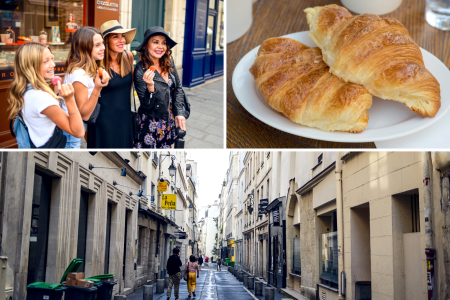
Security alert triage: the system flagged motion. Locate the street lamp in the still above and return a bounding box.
[89,163,127,176]
[169,161,176,178]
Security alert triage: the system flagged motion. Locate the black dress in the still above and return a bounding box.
[87,70,133,148]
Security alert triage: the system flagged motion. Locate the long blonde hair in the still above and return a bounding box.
[65,27,102,77]
[103,34,133,77]
[8,42,59,120]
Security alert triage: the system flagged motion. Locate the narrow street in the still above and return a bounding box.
[127,263,290,300]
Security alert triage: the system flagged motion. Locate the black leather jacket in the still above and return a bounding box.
[134,60,186,119]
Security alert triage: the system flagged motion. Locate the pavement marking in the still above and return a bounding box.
[242,286,259,300]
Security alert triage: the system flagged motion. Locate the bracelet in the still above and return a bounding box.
[69,110,79,116]
[92,92,101,97]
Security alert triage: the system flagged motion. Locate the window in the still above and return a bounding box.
[104,203,112,274]
[292,237,301,275]
[320,232,338,288]
[77,190,89,272]
[0,0,85,81]
[215,1,224,50]
[267,179,269,198]
[318,153,323,164]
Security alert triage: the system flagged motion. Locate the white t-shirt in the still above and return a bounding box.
[63,68,95,113]
[22,89,62,147]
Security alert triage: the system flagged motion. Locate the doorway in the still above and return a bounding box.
[77,190,89,272]
[27,170,52,285]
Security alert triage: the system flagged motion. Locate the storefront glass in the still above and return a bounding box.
[215,1,224,50]
[206,15,214,51]
[320,231,339,288]
[0,0,84,80]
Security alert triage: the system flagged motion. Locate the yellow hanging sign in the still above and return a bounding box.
[161,194,177,209]
[158,181,168,192]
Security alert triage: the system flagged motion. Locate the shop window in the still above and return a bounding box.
[0,0,85,81]
[206,15,214,51]
[319,231,338,289]
[292,237,301,275]
[209,0,216,9]
[215,1,224,50]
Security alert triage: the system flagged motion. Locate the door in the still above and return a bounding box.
[77,190,89,272]
[130,0,165,57]
[27,170,52,285]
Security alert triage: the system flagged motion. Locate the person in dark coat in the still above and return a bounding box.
[166,248,182,300]
[197,255,204,271]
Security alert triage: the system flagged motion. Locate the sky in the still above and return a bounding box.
[187,150,230,210]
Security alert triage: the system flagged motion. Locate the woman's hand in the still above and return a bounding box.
[57,82,75,102]
[94,69,110,89]
[175,116,186,131]
[143,69,155,92]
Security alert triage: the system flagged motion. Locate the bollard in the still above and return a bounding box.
[114,296,126,300]
[238,271,244,282]
[255,281,263,296]
[165,274,169,288]
[265,287,275,300]
[143,285,153,300]
[247,276,254,289]
[243,274,248,287]
[156,278,165,293]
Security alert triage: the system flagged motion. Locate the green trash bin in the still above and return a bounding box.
[86,274,117,300]
[63,259,99,300]
[26,258,83,300]
[229,261,235,268]
[225,258,231,266]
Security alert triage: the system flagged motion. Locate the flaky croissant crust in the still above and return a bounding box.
[249,37,372,133]
[305,4,441,118]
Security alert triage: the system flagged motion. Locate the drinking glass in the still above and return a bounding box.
[426,0,450,30]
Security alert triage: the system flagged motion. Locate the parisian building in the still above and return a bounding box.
[218,151,450,300]
[0,151,198,299]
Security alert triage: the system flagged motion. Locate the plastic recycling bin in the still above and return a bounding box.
[26,284,67,300]
[65,285,99,300]
[86,275,117,300]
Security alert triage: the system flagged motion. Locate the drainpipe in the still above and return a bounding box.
[335,153,345,300]
[423,152,436,300]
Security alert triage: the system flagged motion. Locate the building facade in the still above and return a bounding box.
[0,151,198,299]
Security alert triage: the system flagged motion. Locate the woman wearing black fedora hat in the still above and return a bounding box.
[133,26,187,149]
[85,20,136,148]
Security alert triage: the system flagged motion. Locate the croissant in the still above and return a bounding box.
[305,4,441,117]
[249,37,372,133]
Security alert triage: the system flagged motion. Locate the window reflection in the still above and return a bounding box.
[206,15,214,51]
[216,1,224,50]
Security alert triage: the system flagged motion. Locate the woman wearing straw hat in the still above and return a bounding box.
[86,20,136,148]
[133,26,187,149]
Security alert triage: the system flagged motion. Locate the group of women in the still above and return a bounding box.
[8,20,188,149]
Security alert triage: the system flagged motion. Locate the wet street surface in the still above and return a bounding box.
[127,263,288,300]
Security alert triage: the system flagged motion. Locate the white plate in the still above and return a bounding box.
[232,31,450,143]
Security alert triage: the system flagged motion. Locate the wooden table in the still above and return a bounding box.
[227,0,450,148]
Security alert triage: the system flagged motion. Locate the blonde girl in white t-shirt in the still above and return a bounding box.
[63,26,110,148]
[7,43,84,148]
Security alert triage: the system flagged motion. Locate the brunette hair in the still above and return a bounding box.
[190,255,196,262]
[65,26,102,77]
[103,33,133,77]
[8,43,60,119]
[139,35,174,74]
[173,248,180,255]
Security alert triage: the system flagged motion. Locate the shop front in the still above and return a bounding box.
[227,239,235,262]
[182,0,224,87]
[0,0,120,148]
[266,196,286,289]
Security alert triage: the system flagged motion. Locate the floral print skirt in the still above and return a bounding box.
[135,109,176,149]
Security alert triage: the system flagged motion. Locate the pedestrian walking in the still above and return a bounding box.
[211,256,214,262]
[8,43,84,148]
[64,26,109,148]
[216,257,221,271]
[166,248,182,300]
[86,20,136,148]
[133,26,188,149]
[184,255,199,298]
[197,255,203,271]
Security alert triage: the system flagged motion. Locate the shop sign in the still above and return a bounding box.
[259,198,269,214]
[158,181,168,192]
[93,0,120,28]
[273,206,280,226]
[161,194,176,209]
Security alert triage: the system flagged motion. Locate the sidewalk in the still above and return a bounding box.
[184,78,224,149]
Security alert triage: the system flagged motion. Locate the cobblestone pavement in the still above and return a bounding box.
[81,78,224,149]
[184,78,224,149]
[126,263,293,300]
